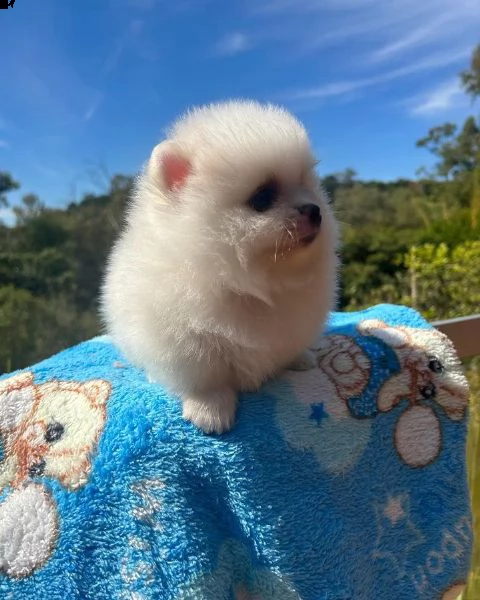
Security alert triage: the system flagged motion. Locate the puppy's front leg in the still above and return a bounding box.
[182,388,237,434]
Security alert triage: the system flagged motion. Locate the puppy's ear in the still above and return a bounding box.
[148,140,192,193]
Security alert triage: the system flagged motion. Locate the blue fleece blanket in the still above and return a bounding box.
[0,304,472,600]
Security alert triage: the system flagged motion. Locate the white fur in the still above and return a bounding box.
[100,100,339,433]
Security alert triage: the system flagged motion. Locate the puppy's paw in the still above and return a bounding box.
[182,388,237,435]
[287,348,317,371]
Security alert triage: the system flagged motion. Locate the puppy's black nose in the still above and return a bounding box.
[297,203,321,226]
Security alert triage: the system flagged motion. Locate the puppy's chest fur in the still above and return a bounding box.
[182,286,322,389]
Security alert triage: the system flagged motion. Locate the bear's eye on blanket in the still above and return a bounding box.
[45,422,65,443]
[428,356,444,374]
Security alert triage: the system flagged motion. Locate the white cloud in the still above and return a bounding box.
[214,33,252,57]
[286,49,471,102]
[104,19,145,74]
[289,80,364,100]
[408,79,465,116]
[247,0,480,69]
[254,0,379,15]
[83,93,105,122]
[368,22,443,64]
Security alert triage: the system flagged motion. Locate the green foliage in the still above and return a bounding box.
[420,208,480,245]
[416,118,479,181]
[0,249,75,296]
[0,172,19,208]
[0,174,131,373]
[461,43,480,98]
[0,285,99,373]
[403,241,480,320]
[0,286,47,372]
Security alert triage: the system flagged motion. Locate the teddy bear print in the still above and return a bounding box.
[357,320,469,468]
[0,371,111,579]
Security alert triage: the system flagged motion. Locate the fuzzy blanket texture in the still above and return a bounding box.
[0,304,473,600]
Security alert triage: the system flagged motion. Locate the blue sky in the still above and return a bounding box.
[1,0,479,212]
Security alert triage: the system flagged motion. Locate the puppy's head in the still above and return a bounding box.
[141,100,337,297]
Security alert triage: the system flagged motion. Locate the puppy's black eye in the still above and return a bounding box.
[248,180,279,213]
[45,422,64,443]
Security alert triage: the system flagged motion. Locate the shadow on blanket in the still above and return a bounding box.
[0,304,473,600]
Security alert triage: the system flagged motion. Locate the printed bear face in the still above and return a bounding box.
[357,319,469,419]
[0,372,110,491]
[357,319,469,468]
[0,372,111,579]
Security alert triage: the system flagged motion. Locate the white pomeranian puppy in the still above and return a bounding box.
[101,100,339,434]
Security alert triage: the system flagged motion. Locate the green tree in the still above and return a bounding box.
[13,193,44,225]
[416,43,480,227]
[404,242,480,319]
[0,286,49,373]
[0,172,19,207]
[461,43,480,97]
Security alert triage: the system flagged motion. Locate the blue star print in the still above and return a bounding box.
[309,403,329,426]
